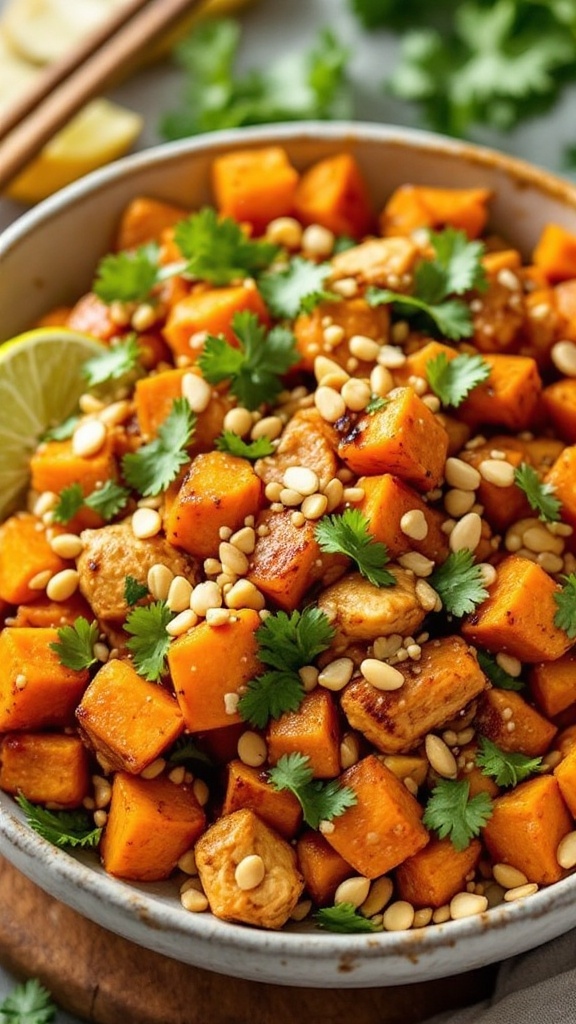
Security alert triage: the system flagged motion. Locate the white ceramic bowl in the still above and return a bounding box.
[2,122,576,988]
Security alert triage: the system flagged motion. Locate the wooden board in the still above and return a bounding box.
[0,857,495,1024]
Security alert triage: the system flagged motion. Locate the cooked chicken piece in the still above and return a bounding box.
[317,569,426,654]
[254,408,338,491]
[77,520,200,639]
[329,236,418,288]
[195,808,304,930]
[341,635,487,754]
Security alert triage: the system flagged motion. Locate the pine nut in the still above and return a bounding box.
[181,888,209,912]
[291,511,306,528]
[449,512,482,553]
[415,578,439,611]
[400,509,428,541]
[432,905,451,924]
[33,491,58,517]
[339,731,361,769]
[299,665,319,692]
[378,346,406,369]
[283,466,319,496]
[382,901,415,931]
[167,576,193,613]
[349,335,380,361]
[181,372,212,413]
[370,364,394,397]
[478,459,515,487]
[335,876,371,908]
[280,487,304,507]
[72,418,107,457]
[178,850,198,875]
[373,635,403,659]
[93,642,109,662]
[237,731,268,767]
[228,527,257,556]
[361,658,404,691]
[46,568,79,601]
[265,216,302,249]
[166,609,198,636]
[359,876,393,917]
[302,224,334,257]
[318,658,354,692]
[413,908,434,928]
[478,562,497,586]
[93,776,112,809]
[190,581,223,616]
[444,489,476,518]
[290,900,313,922]
[551,340,576,377]
[341,378,372,411]
[331,277,358,299]
[49,533,84,559]
[522,526,564,555]
[492,863,528,889]
[444,457,481,491]
[450,892,488,919]
[140,758,166,779]
[131,302,157,332]
[251,415,283,441]
[301,493,328,520]
[538,551,564,573]
[398,551,434,577]
[99,400,132,427]
[323,324,345,347]
[193,778,209,806]
[425,734,458,779]
[557,831,576,869]
[147,563,174,601]
[324,478,344,512]
[223,407,253,436]
[314,355,348,387]
[503,883,539,902]
[219,542,249,576]
[225,579,266,611]
[314,385,347,423]
[265,481,283,502]
[132,507,162,539]
[207,608,232,627]
[235,854,266,890]
[495,653,522,677]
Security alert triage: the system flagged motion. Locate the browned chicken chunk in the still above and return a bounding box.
[317,568,426,654]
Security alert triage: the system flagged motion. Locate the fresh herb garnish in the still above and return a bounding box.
[315,508,395,587]
[367,228,486,340]
[49,617,99,671]
[426,351,490,407]
[514,462,562,523]
[16,794,102,849]
[365,394,389,415]
[82,335,141,387]
[124,575,150,606]
[173,207,279,285]
[259,257,338,318]
[429,549,488,617]
[214,430,275,460]
[476,649,524,691]
[167,736,214,769]
[554,573,576,639]
[40,415,79,442]
[124,601,174,681]
[268,752,357,829]
[52,482,84,524]
[423,778,493,851]
[85,480,130,520]
[476,736,542,788]
[93,244,161,304]
[122,397,195,496]
[315,903,377,933]
[0,977,56,1024]
[238,607,335,729]
[198,311,299,411]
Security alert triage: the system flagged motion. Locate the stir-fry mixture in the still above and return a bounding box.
[3,146,576,934]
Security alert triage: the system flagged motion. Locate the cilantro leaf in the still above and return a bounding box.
[238,670,305,730]
[426,351,490,407]
[124,601,174,681]
[365,395,390,415]
[268,752,357,829]
[256,607,335,672]
[84,480,130,521]
[423,778,493,851]
[198,311,299,411]
[122,397,195,496]
[215,430,275,460]
[0,978,56,1024]
[259,257,337,318]
[174,207,279,285]
[315,508,395,587]
[93,243,161,304]
[49,617,99,671]
[368,288,474,340]
[52,482,84,524]
[168,736,214,769]
[554,573,576,639]
[476,736,542,788]
[82,335,141,388]
[315,903,378,933]
[124,575,150,606]
[514,463,562,523]
[476,649,524,692]
[16,794,102,850]
[429,549,488,617]
[40,414,79,442]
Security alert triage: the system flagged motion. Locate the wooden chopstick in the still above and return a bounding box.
[0,0,206,195]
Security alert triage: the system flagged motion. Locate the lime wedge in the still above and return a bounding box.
[0,328,105,520]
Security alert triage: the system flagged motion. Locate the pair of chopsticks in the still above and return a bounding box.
[0,0,206,196]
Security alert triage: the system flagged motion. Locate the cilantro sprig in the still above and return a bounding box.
[238,607,335,729]
[52,480,130,525]
[315,903,378,933]
[122,397,195,496]
[49,617,99,671]
[124,575,150,606]
[82,335,141,387]
[476,736,542,788]
[367,228,486,340]
[215,430,275,460]
[514,463,562,523]
[476,649,524,692]
[315,508,395,588]
[554,574,576,639]
[40,415,79,442]
[124,601,174,681]
[258,257,338,318]
[0,978,56,1024]
[429,549,488,617]
[268,752,357,829]
[426,351,490,407]
[94,244,161,305]
[423,778,493,851]
[16,794,102,850]
[198,311,299,411]
[173,207,279,285]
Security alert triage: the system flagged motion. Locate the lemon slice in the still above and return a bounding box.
[0,328,105,520]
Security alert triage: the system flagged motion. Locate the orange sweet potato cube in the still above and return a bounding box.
[483,775,572,885]
[267,690,341,779]
[114,196,188,250]
[0,627,89,731]
[460,444,529,533]
[533,223,576,282]
[296,830,353,906]
[134,366,232,449]
[168,609,261,732]
[293,153,374,238]
[163,283,271,360]
[30,436,117,497]
[101,772,206,881]
[66,293,118,341]
[462,555,573,662]
[530,652,576,719]
[545,446,576,532]
[459,354,542,431]
[381,185,491,239]
[293,297,390,373]
[76,659,184,773]
[0,514,68,605]
[554,744,576,815]
[248,511,325,612]
[542,379,576,444]
[212,146,299,234]
[356,474,449,562]
[395,837,482,908]
[222,759,302,840]
[165,450,262,560]
[11,592,93,629]
[474,689,557,758]
[0,732,90,807]
[324,755,429,878]
[338,387,448,491]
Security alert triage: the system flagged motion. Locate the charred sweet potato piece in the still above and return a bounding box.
[0,627,89,731]
[0,732,90,807]
[30,435,117,497]
[212,146,299,234]
[293,152,374,238]
[460,444,529,533]
[459,354,542,431]
[296,830,353,906]
[222,759,302,840]
[474,689,557,758]
[163,283,271,359]
[267,690,341,779]
[545,446,576,532]
[134,366,232,449]
[293,297,390,373]
[530,652,576,719]
[355,474,449,562]
[395,838,482,909]
[0,514,68,605]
